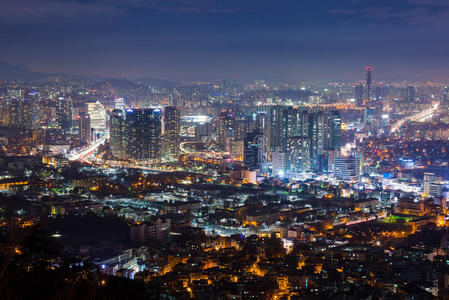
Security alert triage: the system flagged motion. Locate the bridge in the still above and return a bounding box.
[390,103,439,134]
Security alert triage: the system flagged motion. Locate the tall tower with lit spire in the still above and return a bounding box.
[365,66,373,106]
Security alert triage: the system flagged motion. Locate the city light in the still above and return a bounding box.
[1,2,449,297]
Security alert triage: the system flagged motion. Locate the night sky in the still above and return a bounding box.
[1,0,449,82]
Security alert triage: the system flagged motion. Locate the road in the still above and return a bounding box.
[67,135,214,175]
[69,136,226,172]
[68,135,108,163]
[390,103,439,133]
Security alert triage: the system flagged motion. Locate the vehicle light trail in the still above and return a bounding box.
[390,103,439,133]
[68,135,108,162]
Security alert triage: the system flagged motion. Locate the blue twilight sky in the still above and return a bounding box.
[1,0,449,82]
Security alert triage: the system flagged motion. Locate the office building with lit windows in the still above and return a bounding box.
[56,96,73,134]
[164,106,180,161]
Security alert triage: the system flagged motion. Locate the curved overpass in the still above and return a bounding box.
[180,141,228,156]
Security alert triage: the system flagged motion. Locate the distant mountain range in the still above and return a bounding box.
[134,78,178,88]
[0,61,178,87]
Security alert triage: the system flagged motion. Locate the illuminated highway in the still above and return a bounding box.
[68,135,108,163]
[390,103,439,133]
[69,138,210,172]
[179,141,201,154]
[101,162,179,173]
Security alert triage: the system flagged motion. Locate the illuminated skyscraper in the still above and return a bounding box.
[56,96,73,134]
[230,139,244,161]
[374,86,388,107]
[77,111,91,145]
[286,136,310,172]
[244,131,265,170]
[443,86,449,109]
[114,97,126,116]
[406,85,416,103]
[217,112,234,151]
[0,99,7,126]
[331,111,342,151]
[8,99,23,127]
[250,111,270,153]
[309,110,341,169]
[271,151,286,177]
[125,109,161,161]
[365,66,373,105]
[0,81,6,97]
[268,106,313,153]
[28,91,42,129]
[7,95,37,129]
[164,106,180,161]
[286,107,299,138]
[269,106,288,152]
[234,119,248,140]
[355,83,364,107]
[229,119,248,161]
[22,99,34,128]
[110,109,126,159]
[86,101,107,135]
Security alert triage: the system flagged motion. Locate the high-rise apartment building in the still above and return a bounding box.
[230,139,244,161]
[250,111,270,153]
[269,106,288,152]
[56,96,73,134]
[234,119,248,141]
[217,112,234,151]
[286,136,311,172]
[355,83,364,107]
[271,151,286,177]
[125,109,161,161]
[7,96,38,129]
[7,99,22,127]
[309,110,341,169]
[443,87,448,109]
[110,109,126,159]
[247,107,342,172]
[21,98,34,128]
[244,131,265,170]
[406,85,416,103]
[164,106,180,161]
[77,112,91,145]
[109,108,162,162]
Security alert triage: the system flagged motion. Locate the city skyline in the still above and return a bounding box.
[3,1,449,299]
